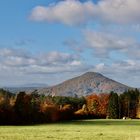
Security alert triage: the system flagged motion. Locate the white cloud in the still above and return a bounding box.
[84,30,131,49]
[30,0,94,26]
[0,48,30,58]
[0,48,140,87]
[92,60,140,87]
[30,0,140,25]
[39,51,79,65]
[0,48,88,75]
[0,48,91,86]
[0,48,35,67]
[64,39,84,53]
[95,0,140,24]
[94,63,105,71]
[70,60,82,66]
[83,29,140,59]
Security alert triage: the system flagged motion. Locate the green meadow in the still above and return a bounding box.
[0,119,140,140]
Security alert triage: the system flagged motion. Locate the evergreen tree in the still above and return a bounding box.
[14,92,26,122]
[107,91,119,119]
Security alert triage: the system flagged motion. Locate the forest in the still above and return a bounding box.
[0,88,140,124]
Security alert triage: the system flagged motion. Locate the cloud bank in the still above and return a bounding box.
[30,0,140,25]
[83,30,140,59]
[0,48,91,86]
[0,48,86,74]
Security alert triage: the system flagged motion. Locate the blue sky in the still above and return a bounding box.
[0,0,140,87]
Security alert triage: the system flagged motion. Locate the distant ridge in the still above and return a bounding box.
[3,83,48,93]
[36,72,131,97]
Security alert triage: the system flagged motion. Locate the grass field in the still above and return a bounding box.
[0,119,140,140]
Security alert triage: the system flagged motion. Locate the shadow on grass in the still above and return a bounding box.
[1,119,140,126]
[58,119,140,126]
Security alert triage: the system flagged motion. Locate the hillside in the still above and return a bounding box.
[36,72,131,97]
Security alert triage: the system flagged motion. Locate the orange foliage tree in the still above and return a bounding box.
[86,93,109,118]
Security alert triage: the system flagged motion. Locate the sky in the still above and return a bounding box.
[0,0,140,87]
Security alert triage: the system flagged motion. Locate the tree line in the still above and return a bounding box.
[0,88,140,124]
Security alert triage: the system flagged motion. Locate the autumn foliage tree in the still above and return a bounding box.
[136,96,140,118]
[86,94,99,117]
[0,89,15,124]
[98,94,110,118]
[0,88,140,124]
[14,92,42,123]
[40,103,60,122]
[86,93,109,118]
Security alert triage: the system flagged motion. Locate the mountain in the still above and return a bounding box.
[36,72,131,97]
